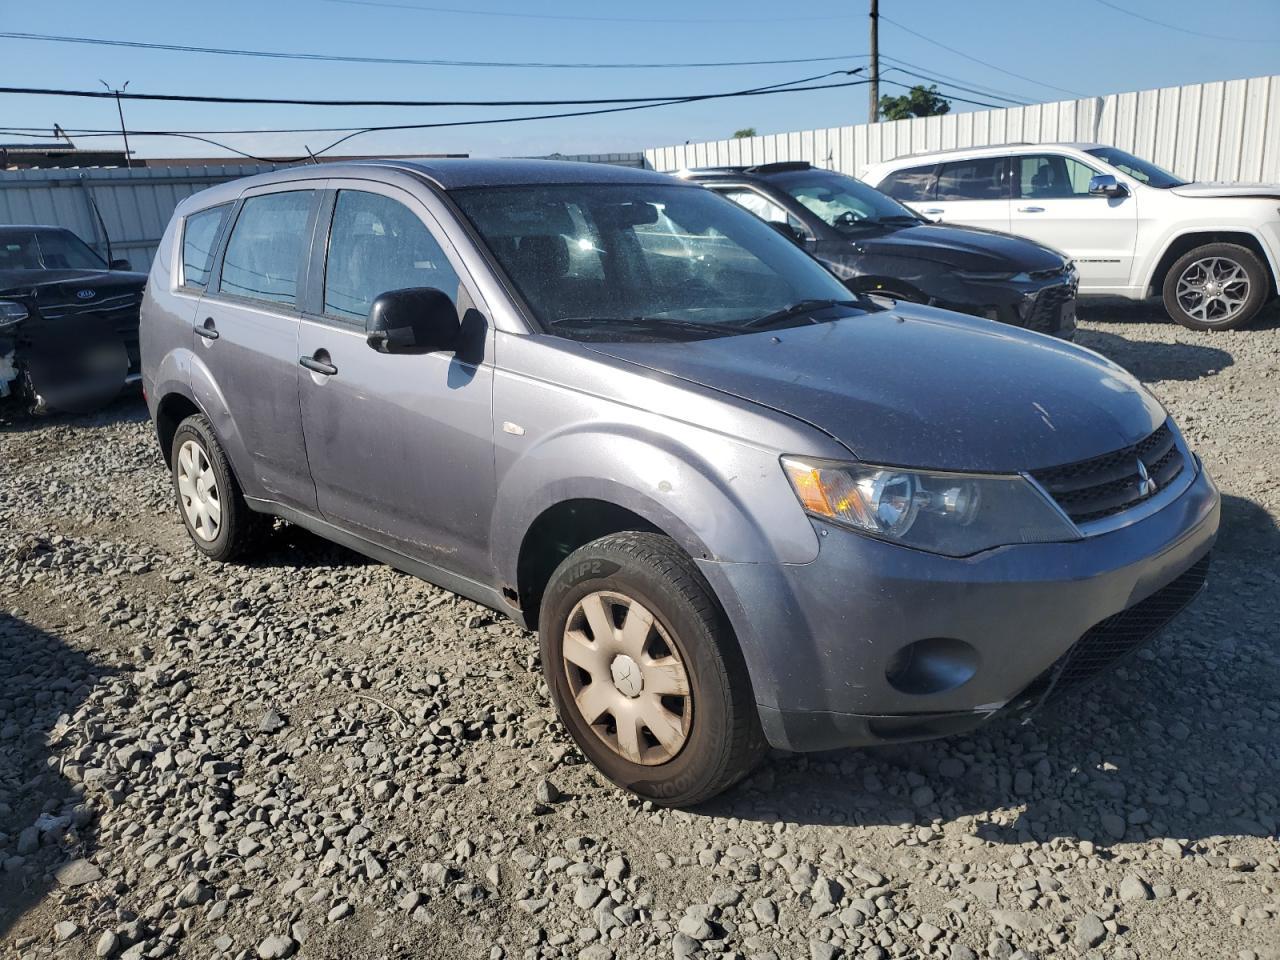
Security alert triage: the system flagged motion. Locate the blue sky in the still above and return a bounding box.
[2,0,1277,161]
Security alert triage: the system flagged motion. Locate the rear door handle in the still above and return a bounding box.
[1018,206,1045,213]
[195,318,219,340]
[299,354,338,376]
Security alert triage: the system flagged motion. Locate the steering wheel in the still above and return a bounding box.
[834,210,866,227]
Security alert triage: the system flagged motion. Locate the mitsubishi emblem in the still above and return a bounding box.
[1136,459,1158,498]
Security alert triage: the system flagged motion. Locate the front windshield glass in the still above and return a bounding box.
[0,230,106,271]
[1084,147,1187,188]
[451,182,870,339]
[771,169,921,231]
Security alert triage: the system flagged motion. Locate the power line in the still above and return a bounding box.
[0,30,868,70]
[880,66,1028,106]
[1088,0,1276,42]
[879,15,1086,98]
[878,78,1005,112]
[0,71,858,109]
[325,0,859,23]
[879,55,1034,105]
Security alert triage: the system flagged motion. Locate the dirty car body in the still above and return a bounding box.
[141,159,1217,770]
[0,226,145,414]
[686,163,1079,339]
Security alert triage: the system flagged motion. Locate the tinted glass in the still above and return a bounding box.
[182,205,228,289]
[1085,146,1186,188]
[879,165,936,202]
[324,191,460,323]
[1016,154,1097,198]
[219,191,314,306]
[0,230,105,271]
[0,232,42,270]
[937,158,1008,201]
[771,170,920,230]
[451,183,857,339]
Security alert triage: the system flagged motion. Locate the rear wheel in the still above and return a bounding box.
[538,532,764,806]
[1163,243,1269,330]
[170,414,265,562]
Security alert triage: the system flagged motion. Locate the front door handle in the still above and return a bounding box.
[195,318,219,340]
[921,208,945,215]
[1018,206,1045,213]
[299,353,338,376]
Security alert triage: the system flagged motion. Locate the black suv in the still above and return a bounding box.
[683,162,1078,339]
[0,225,145,414]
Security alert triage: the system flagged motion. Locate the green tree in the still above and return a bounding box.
[732,127,757,139]
[877,84,951,122]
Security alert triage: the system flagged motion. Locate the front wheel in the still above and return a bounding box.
[1162,243,1269,330]
[538,532,764,806]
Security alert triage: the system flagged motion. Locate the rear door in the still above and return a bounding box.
[194,184,321,512]
[924,156,1013,233]
[1009,152,1138,291]
[296,179,496,583]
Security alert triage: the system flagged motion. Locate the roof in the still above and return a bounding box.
[377,157,677,189]
[680,161,816,179]
[865,142,1107,167]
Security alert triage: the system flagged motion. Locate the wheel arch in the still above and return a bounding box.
[1145,229,1278,298]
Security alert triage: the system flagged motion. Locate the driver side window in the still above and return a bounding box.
[1016,155,1098,199]
[716,188,806,235]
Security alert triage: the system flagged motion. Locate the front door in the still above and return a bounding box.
[194,185,319,512]
[296,182,496,583]
[1009,153,1138,291]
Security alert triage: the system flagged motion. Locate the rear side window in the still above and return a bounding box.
[878,165,936,202]
[219,191,314,306]
[936,157,1009,201]
[181,205,229,289]
[323,190,460,323]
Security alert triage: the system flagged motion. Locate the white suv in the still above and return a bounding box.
[863,143,1280,330]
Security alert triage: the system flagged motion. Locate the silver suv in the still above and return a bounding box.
[141,160,1219,805]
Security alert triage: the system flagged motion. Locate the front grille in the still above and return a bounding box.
[1016,554,1210,706]
[1024,281,1074,333]
[39,290,142,319]
[1031,422,1185,523]
[1028,265,1068,281]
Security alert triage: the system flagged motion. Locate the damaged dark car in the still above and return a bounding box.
[684,162,1079,339]
[0,225,145,414]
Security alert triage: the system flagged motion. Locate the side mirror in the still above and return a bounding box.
[1088,174,1128,198]
[767,220,805,245]
[365,287,459,354]
[109,258,132,271]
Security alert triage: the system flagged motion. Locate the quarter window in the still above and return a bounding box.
[324,190,460,323]
[1016,154,1098,199]
[879,165,936,202]
[181,205,229,289]
[936,158,1009,201]
[219,191,314,306]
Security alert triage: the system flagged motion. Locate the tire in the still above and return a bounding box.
[1162,243,1269,331]
[538,532,764,807]
[170,414,265,562]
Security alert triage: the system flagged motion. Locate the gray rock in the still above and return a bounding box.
[672,933,701,959]
[54,858,102,887]
[54,921,79,941]
[1075,913,1107,949]
[575,883,606,910]
[810,941,841,960]
[256,935,296,959]
[677,914,715,941]
[1120,874,1152,901]
[753,898,778,925]
[1100,813,1127,839]
[95,931,120,958]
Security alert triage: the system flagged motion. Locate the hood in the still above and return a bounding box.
[584,307,1165,473]
[1169,182,1280,200]
[0,269,147,306]
[853,222,1067,272]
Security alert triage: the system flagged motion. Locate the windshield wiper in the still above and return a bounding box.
[739,298,853,330]
[547,316,731,338]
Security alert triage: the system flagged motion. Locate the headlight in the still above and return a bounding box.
[781,457,1080,557]
[0,300,28,329]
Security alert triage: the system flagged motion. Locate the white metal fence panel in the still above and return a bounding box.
[644,74,1280,184]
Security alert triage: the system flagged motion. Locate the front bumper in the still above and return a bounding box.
[697,463,1219,753]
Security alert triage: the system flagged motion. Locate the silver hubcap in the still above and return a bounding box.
[1176,256,1250,324]
[561,591,692,766]
[176,440,222,542]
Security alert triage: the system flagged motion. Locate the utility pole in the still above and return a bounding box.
[868,0,880,124]
[100,80,132,168]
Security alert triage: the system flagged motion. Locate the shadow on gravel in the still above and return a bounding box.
[0,392,148,435]
[243,523,379,572]
[705,493,1280,850]
[1077,296,1280,331]
[0,612,113,942]
[1076,329,1235,382]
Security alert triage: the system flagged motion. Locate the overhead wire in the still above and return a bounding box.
[323,0,859,23]
[1089,0,1275,43]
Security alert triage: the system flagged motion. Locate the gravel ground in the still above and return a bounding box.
[2,303,1279,960]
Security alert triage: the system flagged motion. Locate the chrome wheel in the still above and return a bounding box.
[176,439,222,542]
[1175,256,1251,325]
[561,591,692,766]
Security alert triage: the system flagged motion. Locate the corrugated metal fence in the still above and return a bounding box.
[0,152,646,272]
[0,164,283,271]
[645,74,1280,184]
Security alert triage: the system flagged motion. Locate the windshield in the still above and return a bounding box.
[770,169,921,231]
[0,229,106,272]
[1084,147,1187,188]
[451,182,869,339]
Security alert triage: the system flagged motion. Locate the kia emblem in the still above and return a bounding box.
[76,289,97,300]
